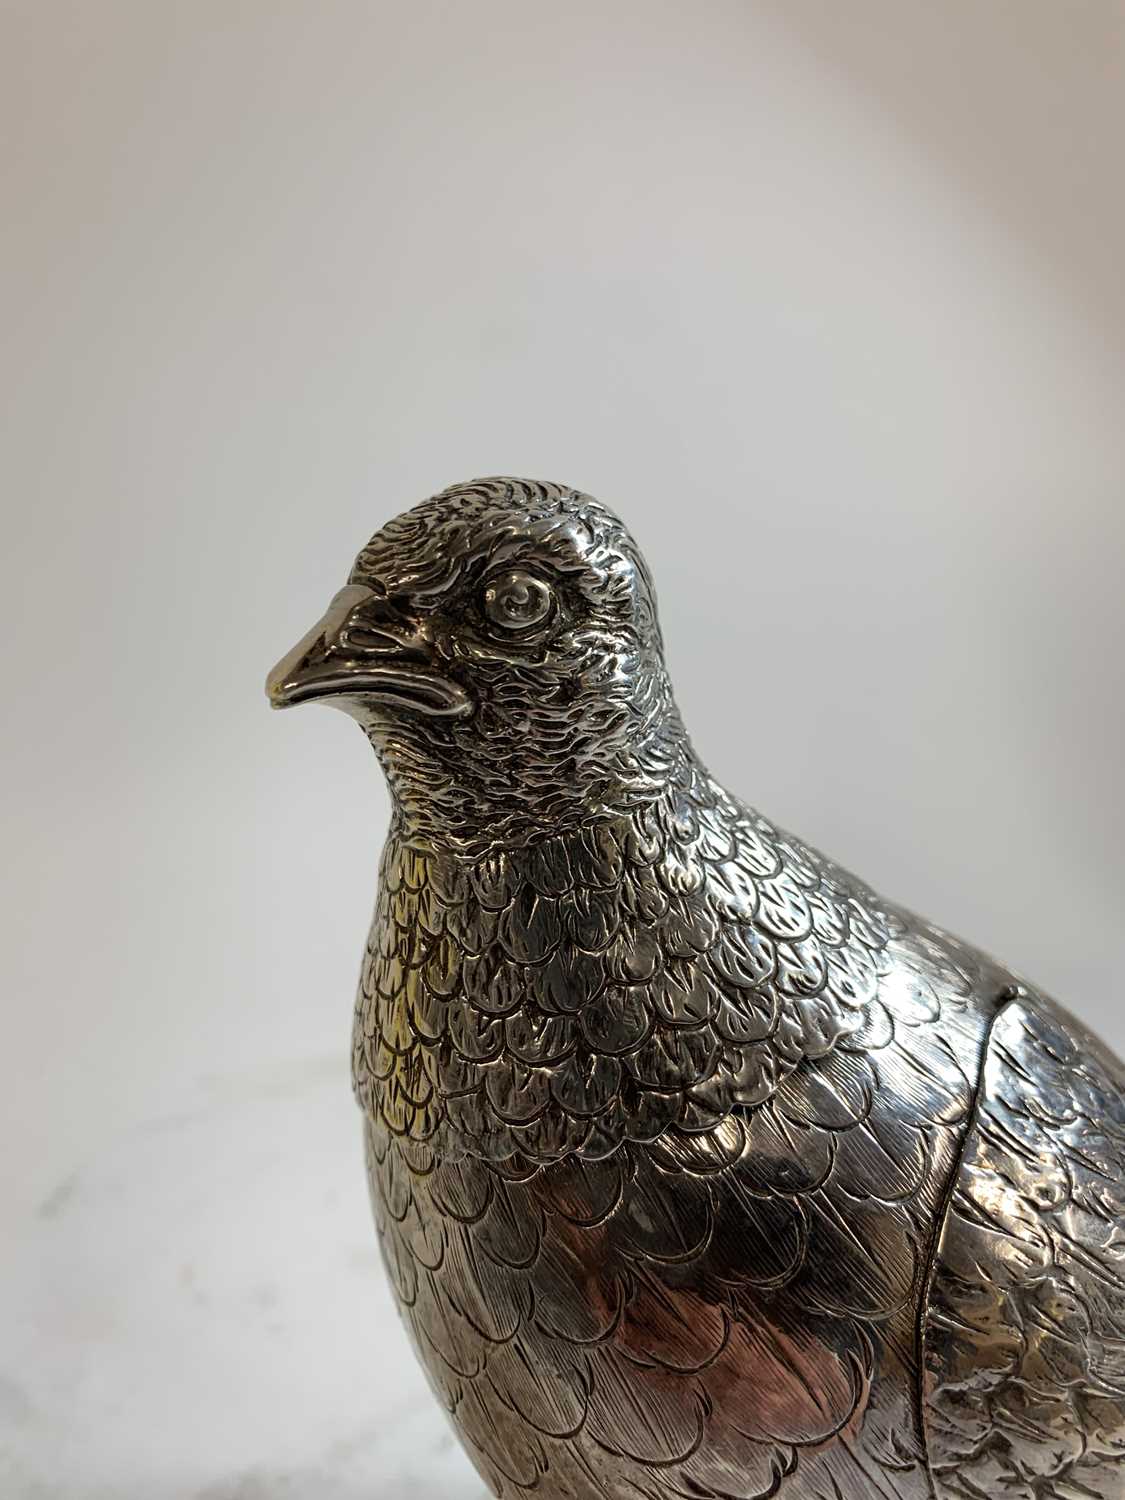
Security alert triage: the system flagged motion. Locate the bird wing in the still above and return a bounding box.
[924,994,1125,1499]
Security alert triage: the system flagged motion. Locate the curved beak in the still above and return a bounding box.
[266,584,473,718]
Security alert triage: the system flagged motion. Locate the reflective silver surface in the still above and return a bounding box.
[270,478,1125,1498]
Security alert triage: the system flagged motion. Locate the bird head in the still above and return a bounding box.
[268,478,687,852]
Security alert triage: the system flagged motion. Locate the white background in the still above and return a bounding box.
[2,3,1123,1495]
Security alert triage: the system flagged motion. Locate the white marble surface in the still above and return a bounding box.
[3,1056,486,1499]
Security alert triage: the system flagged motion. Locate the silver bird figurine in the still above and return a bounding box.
[268,478,1125,1500]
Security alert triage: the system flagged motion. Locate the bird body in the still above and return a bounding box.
[270,478,1125,1499]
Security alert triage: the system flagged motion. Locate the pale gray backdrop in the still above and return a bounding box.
[2,3,1123,1496]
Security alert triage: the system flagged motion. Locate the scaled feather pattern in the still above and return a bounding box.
[270,478,1125,1499]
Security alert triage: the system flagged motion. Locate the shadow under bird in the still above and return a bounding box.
[268,478,1125,1500]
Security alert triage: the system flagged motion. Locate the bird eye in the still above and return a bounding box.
[482,571,554,631]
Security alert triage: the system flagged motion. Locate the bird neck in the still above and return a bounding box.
[370,684,696,862]
[391,739,705,866]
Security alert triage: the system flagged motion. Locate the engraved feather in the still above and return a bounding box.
[269,477,1125,1499]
